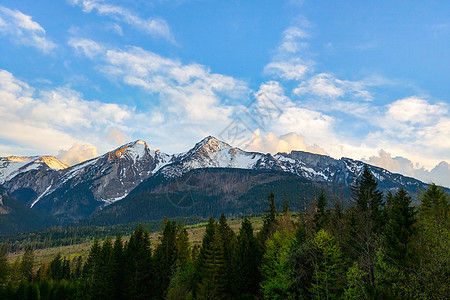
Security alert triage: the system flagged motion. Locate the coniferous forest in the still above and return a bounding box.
[0,166,449,299]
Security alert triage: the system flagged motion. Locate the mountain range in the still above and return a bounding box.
[0,136,445,233]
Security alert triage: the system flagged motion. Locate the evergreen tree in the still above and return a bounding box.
[112,234,125,299]
[196,231,228,300]
[175,223,190,267]
[50,253,64,281]
[310,230,345,300]
[358,165,384,232]
[192,217,216,295]
[288,224,315,299]
[313,190,329,231]
[258,193,278,245]
[0,244,9,286]
[217,214,236,295]
[20,247,34,282]
[154,219,178,299]
[233,217,261,298]
[124,224,153,300]
[383,188,416,266]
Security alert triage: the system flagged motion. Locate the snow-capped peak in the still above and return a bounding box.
[0,155,68,184]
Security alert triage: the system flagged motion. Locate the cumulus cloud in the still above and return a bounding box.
[364,149,450,188]
[250,131,327,155]
[69,0,173,41]
[386,97,447,125]
[0,69,141,156]
[57,143,98,166]
[0,6,56,53]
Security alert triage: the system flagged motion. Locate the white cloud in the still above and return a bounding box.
[57,143,98,166]
[250,131,326,155]
[100,46,249,122]
[0,69,140,156]
[293,73,373,101]
[386,97,447,125]
[365,149,450,188]
[0,6,56,53]
[264,59,311,81]
[69,0,173,41]
[68,38,105,58]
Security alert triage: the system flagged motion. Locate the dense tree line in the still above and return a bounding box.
[0,166,449,299]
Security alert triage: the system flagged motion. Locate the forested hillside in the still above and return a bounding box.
[0,166,448,299]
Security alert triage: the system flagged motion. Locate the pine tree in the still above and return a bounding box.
[175,223,190,267]
[233,217,261,298]
[0,244,9,286]
[217,214,236,295]
[313,190,329,231]
[20,247,34,282]
[258,193,278,245]
[310,230,345,300]
[196,231,228,300]
[383,188,416,266]
[192,217,216,295]
[154,219,178,298]
[358,165,384,232]
[112,234,125,299]
[124,224,153,300]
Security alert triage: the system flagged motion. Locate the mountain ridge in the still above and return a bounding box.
[0,136,447,226]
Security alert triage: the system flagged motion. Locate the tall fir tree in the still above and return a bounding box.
[124,224,153,300]
[258,193,278,246]
[358,165,384,232]
[383,188,416,266]
[217,214,236,295]
[196,230,228,300]
[313,190,329,232]
[192,216,216,296]
[233,217,261,298]
[154,219,178,299]
[20,247,34,283]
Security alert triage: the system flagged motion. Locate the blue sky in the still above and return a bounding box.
[0,0,449,187]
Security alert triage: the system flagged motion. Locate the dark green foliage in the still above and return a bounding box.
[358,165,385,232]
[196,230,228,300]
[0,243,9,285]
[153,219,178,299]
[0,186,448,299]
[123,224,153,299]
[313,189,329,231]
[20,247,34,282]
[383,188,416,265]
[233,217,261,298]
[0,193,57,236]
[258,193,278,246]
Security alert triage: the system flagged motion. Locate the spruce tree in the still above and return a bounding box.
[358,165,384,232]
[154,219,178,299]
[192,217,216,295]
[20,247,34,283]
[217,214,236,295]
[313,190,329,231]
[233,217,261,298]
[383,188,416,266]
[124,225,153,299]
[0,244,8,286]
[258,193,278,245]
[112,234,125,299]
[196,230,227,300]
